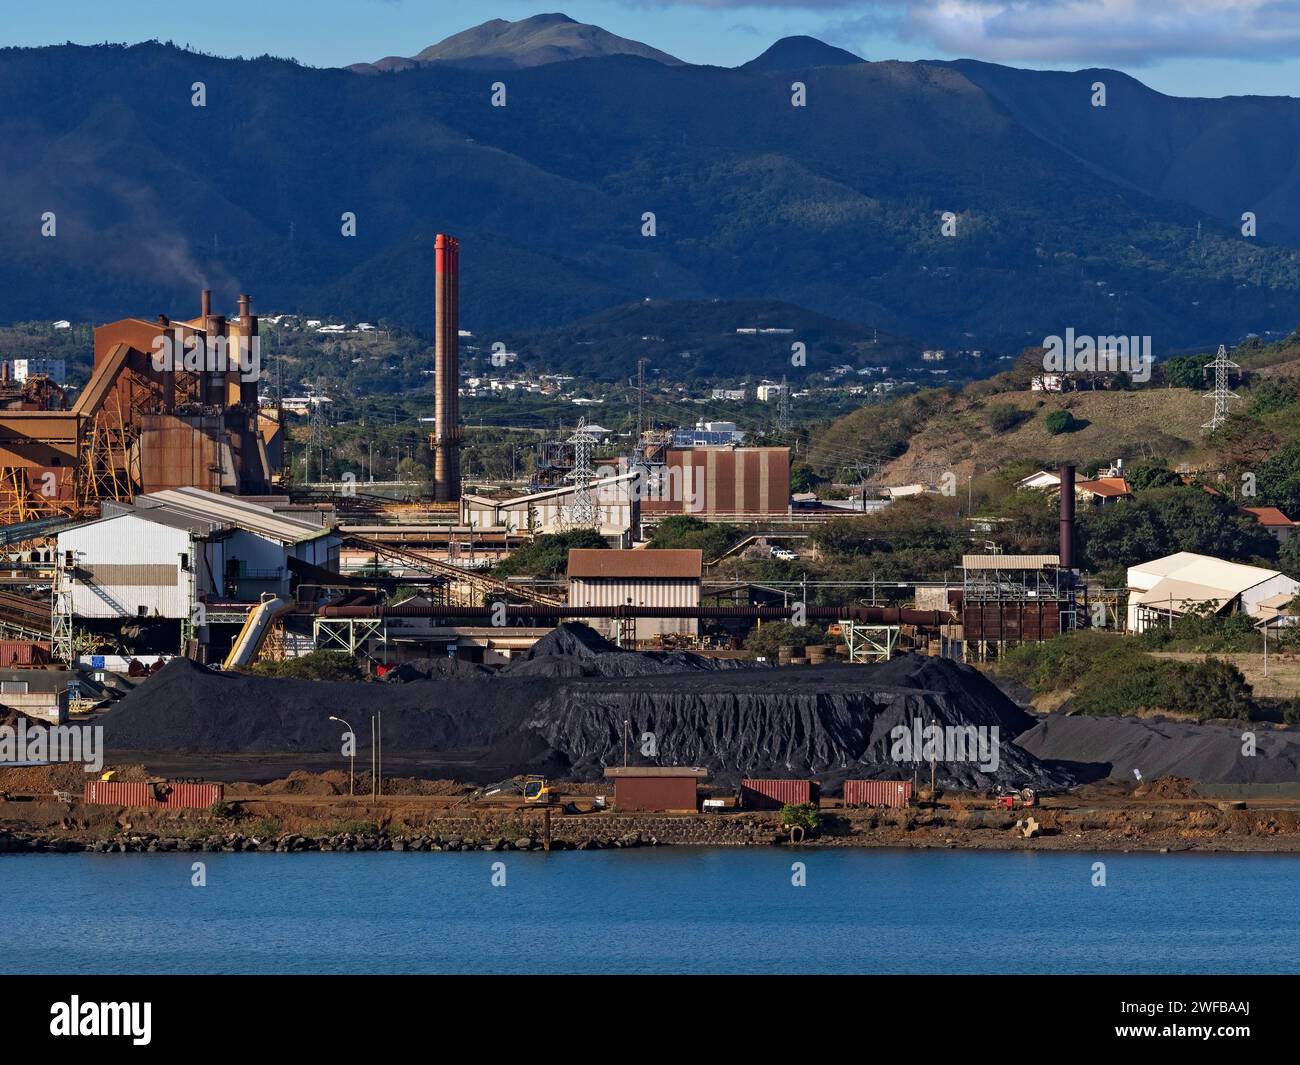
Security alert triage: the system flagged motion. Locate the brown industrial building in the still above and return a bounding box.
[641,447,790,519]
[1,233,467,527]
[568,548,702,643]
[603,766,708,812]
[0,290,281,525]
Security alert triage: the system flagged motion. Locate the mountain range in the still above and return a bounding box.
[2,13,1299,368]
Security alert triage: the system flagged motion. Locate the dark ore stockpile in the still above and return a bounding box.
[1017,715,1300,785]
[98,625,1072,788]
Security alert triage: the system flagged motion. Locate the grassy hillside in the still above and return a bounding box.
[809,333,1300,485]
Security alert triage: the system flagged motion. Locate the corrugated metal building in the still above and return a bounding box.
[641,447,790,519]
[461,471,638,538]
[603,766,707,812]
[1126,552,1300,633]
[568,548,702,641]
[57,487,340,620]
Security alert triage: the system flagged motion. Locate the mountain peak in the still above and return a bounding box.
[742,36,865,71]
[350,14,683,73]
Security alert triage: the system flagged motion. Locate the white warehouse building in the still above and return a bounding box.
[1126,552,1300,633]
[57,487,339,622]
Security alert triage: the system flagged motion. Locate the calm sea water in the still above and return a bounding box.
[3,849,1297,974]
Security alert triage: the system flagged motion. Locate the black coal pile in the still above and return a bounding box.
[382,657,496,682]
[528,653,1073,789]
[98,658,560,777]
[502,623,758,679]
[1017,715,1300,784]
[99,637,1073,789]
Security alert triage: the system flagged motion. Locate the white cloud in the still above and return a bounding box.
[901,0,1300,65]
[633,0,1300,65]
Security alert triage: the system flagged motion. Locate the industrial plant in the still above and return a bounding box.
[4,232,1283,689]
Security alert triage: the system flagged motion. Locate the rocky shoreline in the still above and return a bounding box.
[9,807,1300,856]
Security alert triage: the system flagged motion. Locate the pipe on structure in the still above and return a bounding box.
[317,602,953,627]
[432,233,461,502]
[157,315,174,413]
[1058,463,1076,570]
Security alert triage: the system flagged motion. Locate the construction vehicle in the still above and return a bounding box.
[993,785,1038,810]
[462,775,559,809]
[521,775,557,805]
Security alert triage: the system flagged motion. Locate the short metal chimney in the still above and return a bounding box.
[1059,464,1076,570]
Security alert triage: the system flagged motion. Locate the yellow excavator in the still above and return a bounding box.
[521,776,556,805]
[463,775,558,808]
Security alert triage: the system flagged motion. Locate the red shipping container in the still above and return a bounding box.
[0,640,52,667]
[161,782,223,809]
[844,780,913,809]
[84,781,160,806]
[740,778,819,809]
[83,781,223,809]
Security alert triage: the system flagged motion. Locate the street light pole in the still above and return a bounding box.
[327,715,355,796]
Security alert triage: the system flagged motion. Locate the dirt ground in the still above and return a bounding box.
[8,767,1300,854]
[1152,651,1300,699]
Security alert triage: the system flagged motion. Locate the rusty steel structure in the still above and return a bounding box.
[0,292,283,525]
[431,233,461,502]
[960,464,1084,660]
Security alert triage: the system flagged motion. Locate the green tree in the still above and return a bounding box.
[1125,460,1182,491]
[1159,353,1213,388]
[1043,409,1077,435]
[1255,442,1300,515]
[780,803,822,833]
[789,465,826,495]
[492,529,607,577]
[649,516,738,560]
[1250,378,1299,416]
[1276,534,1300,582]
[251,651,364,681]
[1078,486,1276,571]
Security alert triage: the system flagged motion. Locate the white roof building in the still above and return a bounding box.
[57,488,340,621]
[1016,470,1061,491]
[1126,552,1300,633]
[461,471,637,538]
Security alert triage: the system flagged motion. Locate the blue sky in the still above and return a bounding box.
[8,0,1300,98]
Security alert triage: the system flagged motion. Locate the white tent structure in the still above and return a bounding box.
[1126,552,1299,633]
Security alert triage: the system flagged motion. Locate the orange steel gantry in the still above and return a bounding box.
[0,291,283,525]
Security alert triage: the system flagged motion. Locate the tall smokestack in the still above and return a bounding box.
[433,234,461,502]
[1059,464,1076,571]
[206,314,226,407]
[201,288,211,323]
[237,294,257,406]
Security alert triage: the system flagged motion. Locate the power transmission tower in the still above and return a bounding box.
[565,419,599,529]
[636,358,647,448]
[845,458,882,511]
[309,390,328,482]
[776,373,792,434]
[1201,344,1240,431]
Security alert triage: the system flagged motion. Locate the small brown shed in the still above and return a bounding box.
[603,766,708,812]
